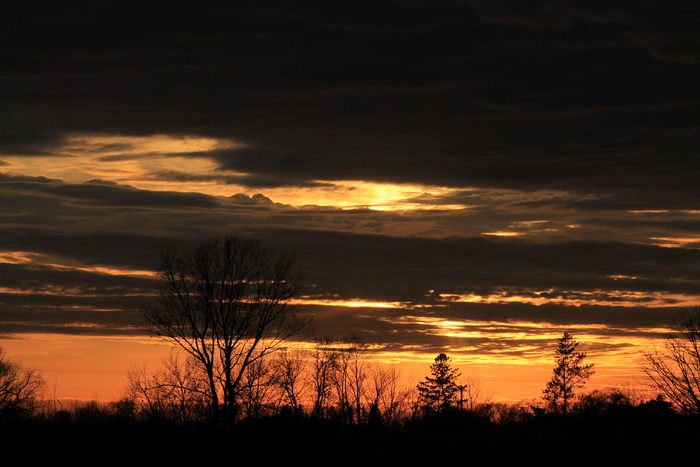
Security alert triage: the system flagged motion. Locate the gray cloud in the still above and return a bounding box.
[2,2,699,199]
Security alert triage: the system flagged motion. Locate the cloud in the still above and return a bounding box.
[0,174,220,209]
[150,169,332,189]
[228,193,274,205]
[2,1,698,201]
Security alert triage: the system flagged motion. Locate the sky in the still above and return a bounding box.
[2,1,700,403]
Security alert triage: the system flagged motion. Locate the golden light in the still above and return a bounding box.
[1,333,172,402]
[481,231,525,237]
[2,133,474,212]
[434,289,700,308]
[649,237,700,248]
[294,297,410,308]
[0,249,156,279]
[3,133,239,183]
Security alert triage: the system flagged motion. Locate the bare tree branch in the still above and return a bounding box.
[142,236,312,426]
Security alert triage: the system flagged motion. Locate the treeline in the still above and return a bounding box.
[0,336,680,429]
[33,381,680,428]
[0,339,679,427]
[1,339,698,463]
[1,378,693,464]
[120,337,414,427]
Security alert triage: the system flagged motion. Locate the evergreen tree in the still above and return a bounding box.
[542,332,595,416]
[417,353,461,411]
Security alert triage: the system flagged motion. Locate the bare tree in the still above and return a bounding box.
[142,236,311,426]
[367,363,411,426]
[239,356,278,419]
[310,338,338,419]
[125,351,209,424]
[346,337,371,424]
[330,335,370,425]
[272,348,309,415]
[642,308,700,414]
[460,374,493,411]
[0,346,45,419]
[307,335,374,424]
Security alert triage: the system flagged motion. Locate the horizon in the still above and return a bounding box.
[3,328,653,405]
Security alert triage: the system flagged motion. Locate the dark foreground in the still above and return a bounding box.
[2,413,698,464]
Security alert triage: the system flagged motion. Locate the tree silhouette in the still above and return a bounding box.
[142,236,311,426]
[542,332,595,416]
[0,346,45,419]
[642,307,700,414]
[125,351,209,424]
[272,347,308,416]
[417,353,462,412]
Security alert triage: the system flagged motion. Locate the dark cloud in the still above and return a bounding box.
[2,208,697,335]
[1,1,698,199]
[0,174,220,210]
[55,181,221,208]
[305,299,681,358]
[256,229,700,304]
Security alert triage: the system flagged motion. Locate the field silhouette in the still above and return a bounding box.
[1,394,696,463]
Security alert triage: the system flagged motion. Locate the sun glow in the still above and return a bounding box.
[1,132,474,212]
[481,231,525,237]
[649,237,700,248]
[4,133,238,183]
[0,250,156,279]
[295,297,410,308]
[0,333,172,401]
[435,289,700,308]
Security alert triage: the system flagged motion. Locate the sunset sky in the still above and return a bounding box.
[2,1,700,403]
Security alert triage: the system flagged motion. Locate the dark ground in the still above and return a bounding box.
[2,413,697,464]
